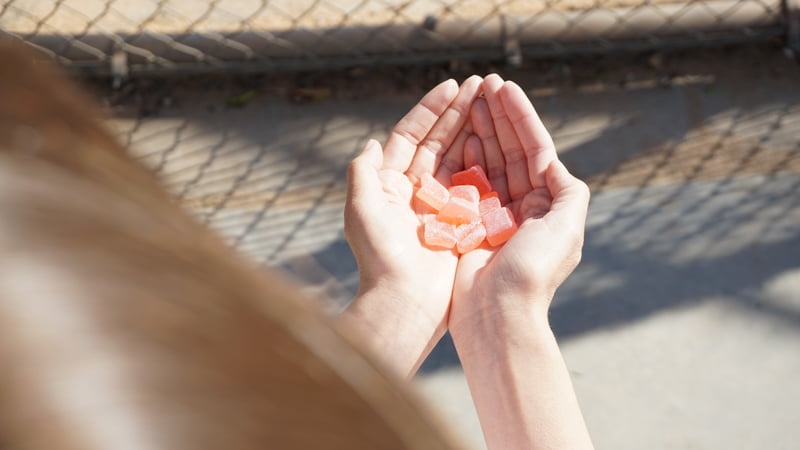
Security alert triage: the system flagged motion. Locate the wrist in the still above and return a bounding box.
[450,290,552,357]
[351,278,440,331]
[450,293,593,450]
[341,282,444,378]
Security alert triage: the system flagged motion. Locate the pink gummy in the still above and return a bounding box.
[415,173,449,212]
[419,213,436,225]
[451,165,493,196]
[455,221,487,254]
[448,185,480,204]
[479,194,502,217]
[424,217,457,249]
[483,207,518,247]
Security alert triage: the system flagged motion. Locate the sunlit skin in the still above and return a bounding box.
[342,73,594,449]
[452,74,588,330]
[343,76,482,376]
[449,74,593,450]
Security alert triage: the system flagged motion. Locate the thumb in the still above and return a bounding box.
[347,139,384,209]
[544,159,590,233]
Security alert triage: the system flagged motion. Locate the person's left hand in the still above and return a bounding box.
[450,74,590,343]
[342,76,482,377]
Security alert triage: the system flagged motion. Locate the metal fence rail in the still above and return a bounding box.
[0,0,790,76]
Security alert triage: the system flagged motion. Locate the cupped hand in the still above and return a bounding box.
[450,74,590,337]
[343,76,482,376]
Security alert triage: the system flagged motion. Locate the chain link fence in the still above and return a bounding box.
[0,0,792,77]
[2,0,798,310]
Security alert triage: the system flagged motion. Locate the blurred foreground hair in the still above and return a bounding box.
[0,41,457,450]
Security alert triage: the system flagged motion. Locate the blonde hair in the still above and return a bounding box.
[0,42,458,450]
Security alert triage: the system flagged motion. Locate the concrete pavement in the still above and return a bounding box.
[105,46,800,449]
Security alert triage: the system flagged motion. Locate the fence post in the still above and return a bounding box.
[111,49,128,89]
[787,0,800,52]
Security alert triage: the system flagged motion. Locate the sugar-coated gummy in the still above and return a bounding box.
[479,194,502,217]
[438,196,480,225]
[448,184,480,204]
[455,221,487,253]
[424,217,457,249]
[415,173,449,211]
[451,165,493,196]
[483,207,517,246]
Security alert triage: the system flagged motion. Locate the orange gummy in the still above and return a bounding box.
[415,173,449,212]
[479,193,502,217]
[438,198,479,224]
[413,195,438,215]
[424,217,457,249]
[483,207,518,246]
[437,184,480,224]
[448,185,480,204]
[452,165,493,196]
[455,221,487,254]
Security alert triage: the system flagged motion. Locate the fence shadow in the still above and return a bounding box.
[420,54,800,372]
[103,48,800,373]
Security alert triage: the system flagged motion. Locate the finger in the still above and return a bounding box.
[435,118,473,186]
[499,81,557,189]
[463,135,485,170]
[471,96,510,204]
[543,160,590,234]
[382,78,459,172]
[483,74,532,201]
[405,75,483,182]
[516,187,553,222]
[347,139,384,209]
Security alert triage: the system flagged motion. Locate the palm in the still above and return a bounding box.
[344,76,482,352]
[455,212,550,308]
[371,168,458,314]
[450,74,566,325]
[345,74,588,376]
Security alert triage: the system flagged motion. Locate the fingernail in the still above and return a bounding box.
[363,138,379,153]
[438,78,457,89]
[485,73,502,81]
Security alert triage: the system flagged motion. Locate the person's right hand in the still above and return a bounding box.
[342,76,482,377]
[449,74,591,340]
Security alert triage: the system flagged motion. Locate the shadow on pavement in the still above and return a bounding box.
[104,49,800,374]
